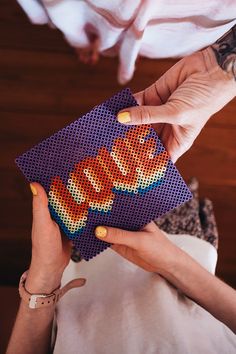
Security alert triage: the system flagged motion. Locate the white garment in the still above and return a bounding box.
[16,0,236,83]
[53,235,236,354]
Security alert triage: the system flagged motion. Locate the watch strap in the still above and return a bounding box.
[19,270,86,309]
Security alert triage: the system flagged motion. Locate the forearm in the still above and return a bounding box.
[6,268,62,354]
[161,247,236,333]
[6,301,55,354]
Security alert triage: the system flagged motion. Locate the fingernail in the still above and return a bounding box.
[117,111,131,123]
[95,226,107,238]
[30,183,37,196]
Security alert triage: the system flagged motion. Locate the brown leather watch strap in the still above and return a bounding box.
[19,271,86,309]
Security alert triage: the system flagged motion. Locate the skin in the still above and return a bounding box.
[102,223,236,334]
[6,184,84,354]
[7,25,236,353]
[118,46,236,162]
[7,183,236,354]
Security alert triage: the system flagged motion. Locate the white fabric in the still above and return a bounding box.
[16,0,236,83]
[53,235,236,354]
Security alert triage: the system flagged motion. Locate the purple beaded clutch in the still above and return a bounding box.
[15,89,192,260]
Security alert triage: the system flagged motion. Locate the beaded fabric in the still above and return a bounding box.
[15,89,192,260]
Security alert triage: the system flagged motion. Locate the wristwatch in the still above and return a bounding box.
[19,270,86,309]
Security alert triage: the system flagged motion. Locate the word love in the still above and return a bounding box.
[48,126,168,235]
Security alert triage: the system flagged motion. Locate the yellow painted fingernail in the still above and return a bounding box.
[117,111,131,123]
[30,183,37,196]
[95,226,107,238]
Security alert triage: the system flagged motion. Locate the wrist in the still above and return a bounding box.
[158,244,189,281]
[201,46,236,108]
[203,45,236,84]
[25,266,63,294]
[159,244,206,292]
[211,24,236,80]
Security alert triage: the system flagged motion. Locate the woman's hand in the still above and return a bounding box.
[95,222,180,274]
[95,222,236,333]
[26,183,73,293]
[6,184,85,354]
[117,47,236,162]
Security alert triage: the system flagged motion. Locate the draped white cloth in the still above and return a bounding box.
[52,235,236,354]
[17,0,236,83]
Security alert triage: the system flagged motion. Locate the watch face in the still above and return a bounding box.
[15,89,192,261]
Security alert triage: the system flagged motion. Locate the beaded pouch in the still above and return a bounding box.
[15,89,192,260]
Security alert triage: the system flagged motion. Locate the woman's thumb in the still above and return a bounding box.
[117,102,179,125]
[95,225,138,249]
[30,182,52,223]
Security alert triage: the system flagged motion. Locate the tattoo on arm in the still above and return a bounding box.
[211,24,236,80]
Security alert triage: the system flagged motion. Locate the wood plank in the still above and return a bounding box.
[0,21,70,52]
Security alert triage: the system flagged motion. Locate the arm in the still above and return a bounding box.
[117,24,236,162]
[163,245,236,332]
[211,24,236,80]
[7,283,59,354]
[95,223,236,333]
[6,183,85,354]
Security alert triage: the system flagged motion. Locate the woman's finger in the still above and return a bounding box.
[119,55,189,124]
[30,182,52,224]
[117,101,181,125]
[95,225,139,249]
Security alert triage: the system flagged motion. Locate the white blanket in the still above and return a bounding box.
[52,235,236,354]
[17,0,236,83]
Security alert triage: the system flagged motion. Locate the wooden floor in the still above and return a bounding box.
[1,0,236,288]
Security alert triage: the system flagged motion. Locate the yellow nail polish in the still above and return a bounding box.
[30,183,37,196]
[95,226,107,238]
[117,111,131,123]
